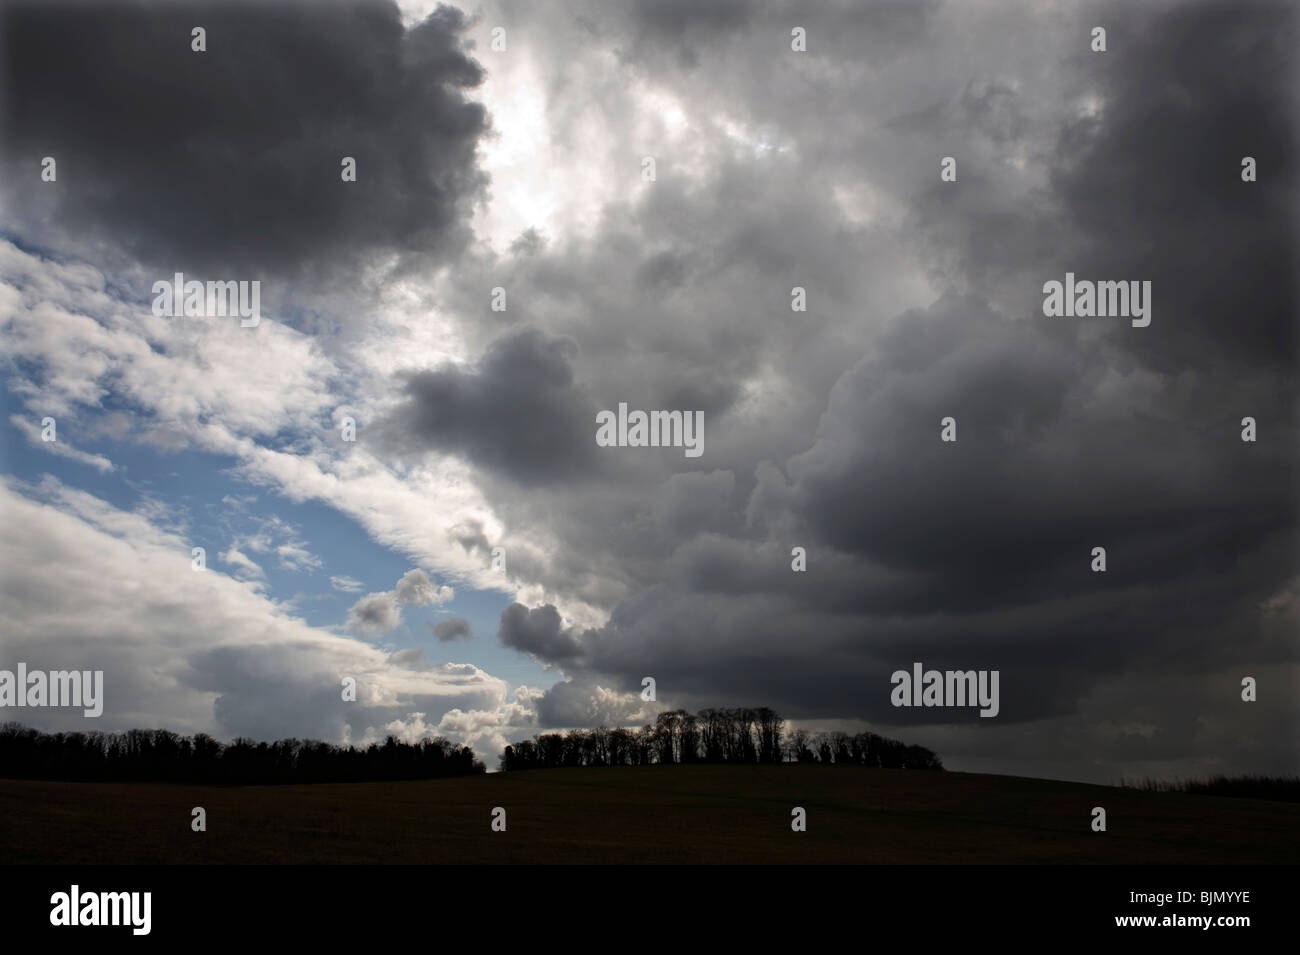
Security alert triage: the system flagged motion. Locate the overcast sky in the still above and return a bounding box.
[0,0,1295,783]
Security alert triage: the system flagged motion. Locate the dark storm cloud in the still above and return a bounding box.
[789,294,1296,610]
[1049,0,1298,374]
[477,0,1297,778]
[606,0,936,72]
[958,80,1028,146]
[499,519,1293,730]
[0,0,488,280]
[374,326,601,484]
[498,602,583,666]
[635,249,693,291]
[625,0,752,69]
[911,0,1298,375]
[6,0,1280,781]
[629,0,752,42]
[518,270,1294,726]
[886,79,1029,146]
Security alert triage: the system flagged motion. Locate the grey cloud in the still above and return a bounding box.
[193,645,502,741]
[348,569,453,634]
[348,592,402,634]
[432,617,473,642]
[498,602,585,666]
[1049,0,1298,375]
[466,0,1297,782]
[7,0,1295,786]
[0,0,488,282]
[534,678,649,729]
[620,0,934,69]
[375,327,602,484]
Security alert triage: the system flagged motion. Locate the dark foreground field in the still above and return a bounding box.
[2,765,1296,864]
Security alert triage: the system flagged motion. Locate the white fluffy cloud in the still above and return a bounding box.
[0,238,609,628]
[0,475,519,747]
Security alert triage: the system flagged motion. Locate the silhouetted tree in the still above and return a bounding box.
[495,709,941,772]
[0,723,484,784]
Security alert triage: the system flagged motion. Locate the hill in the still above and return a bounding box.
[2,764,1296,864]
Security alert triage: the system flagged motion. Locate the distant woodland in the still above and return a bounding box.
[0,707,945,784]
[0,723,485,784]
[501,707,944,771]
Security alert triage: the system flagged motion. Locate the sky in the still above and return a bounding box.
[0,0,1296,784]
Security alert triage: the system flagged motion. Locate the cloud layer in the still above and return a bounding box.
[1,0,1295,783]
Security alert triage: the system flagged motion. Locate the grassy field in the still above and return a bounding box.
[2,764,1296,864]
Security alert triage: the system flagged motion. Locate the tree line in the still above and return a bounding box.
[0,723,485,784]
[500,707,943,771]
[1124,774,1300,803]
